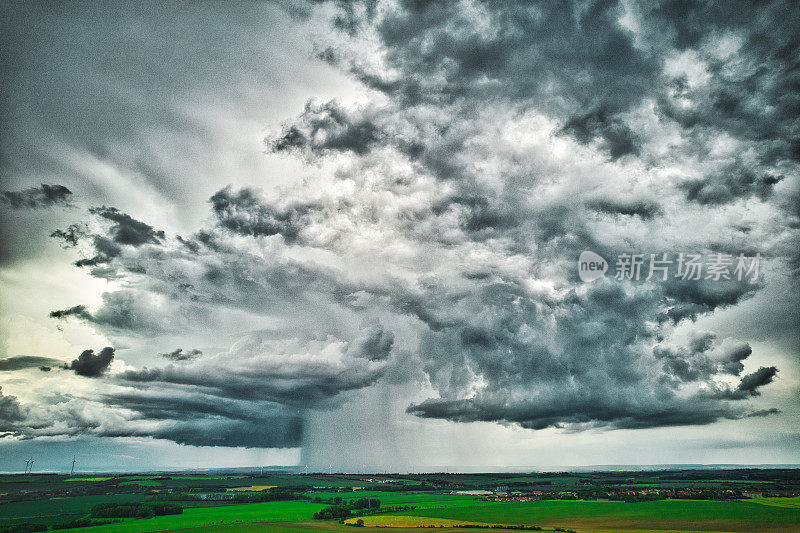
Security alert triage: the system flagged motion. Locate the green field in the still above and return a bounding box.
[386,498,800,532]
[19,497,798,533]
[0,493,148,526]
[64,501,326,532]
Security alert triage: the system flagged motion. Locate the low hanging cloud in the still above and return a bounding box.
[68,347,115,377]
[0,184,72,209]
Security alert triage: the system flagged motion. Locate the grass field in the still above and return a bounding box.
[747,496,800,508]
[385,498,800,532]
[64,501,326,532]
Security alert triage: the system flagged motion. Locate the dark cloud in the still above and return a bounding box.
[88,206,165,246]
[74,236,122,267]
[0,356,63,371]
[0,387,26,433]
[406,395,761,431]
[49,304,91,320]
[272,100,385,155]
[702,366,780,401]
[586,198,663,220]
[0,184,72,209]
[99,392,302,447]
[120,331,392,407]
[50,224,86,247]
[209,186,317,243]
[0,387,302,448]
[651,1,800,167]
[348,324,394,361]
[52,207,163,268]
[736,366,779,396]
[561,108,641,159]
[655,335,753,383]
[69,347,115,377]
[160,348,202,361]
[680,165,784,205]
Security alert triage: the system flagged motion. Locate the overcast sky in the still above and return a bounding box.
[1,0,798,473]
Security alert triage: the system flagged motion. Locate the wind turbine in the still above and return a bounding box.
[28,458,34,475]
[24,459,30,474]
[71,456,77,475]
[304,464,309,475]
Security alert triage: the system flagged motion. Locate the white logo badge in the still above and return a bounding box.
[578,250,608,282]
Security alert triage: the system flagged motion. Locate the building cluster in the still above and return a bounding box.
[477,487,798,503]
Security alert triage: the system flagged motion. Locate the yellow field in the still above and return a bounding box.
[226,485,278,491]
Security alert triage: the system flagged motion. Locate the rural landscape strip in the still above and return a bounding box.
[2,470,799,532]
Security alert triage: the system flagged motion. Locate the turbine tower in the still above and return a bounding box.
[28,458,34,475]
[24,459,30,474]
[71,456,76,475]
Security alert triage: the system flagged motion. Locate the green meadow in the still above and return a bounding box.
[64,501,326,533]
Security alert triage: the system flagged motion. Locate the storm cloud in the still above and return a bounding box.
[0,0,796,459]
